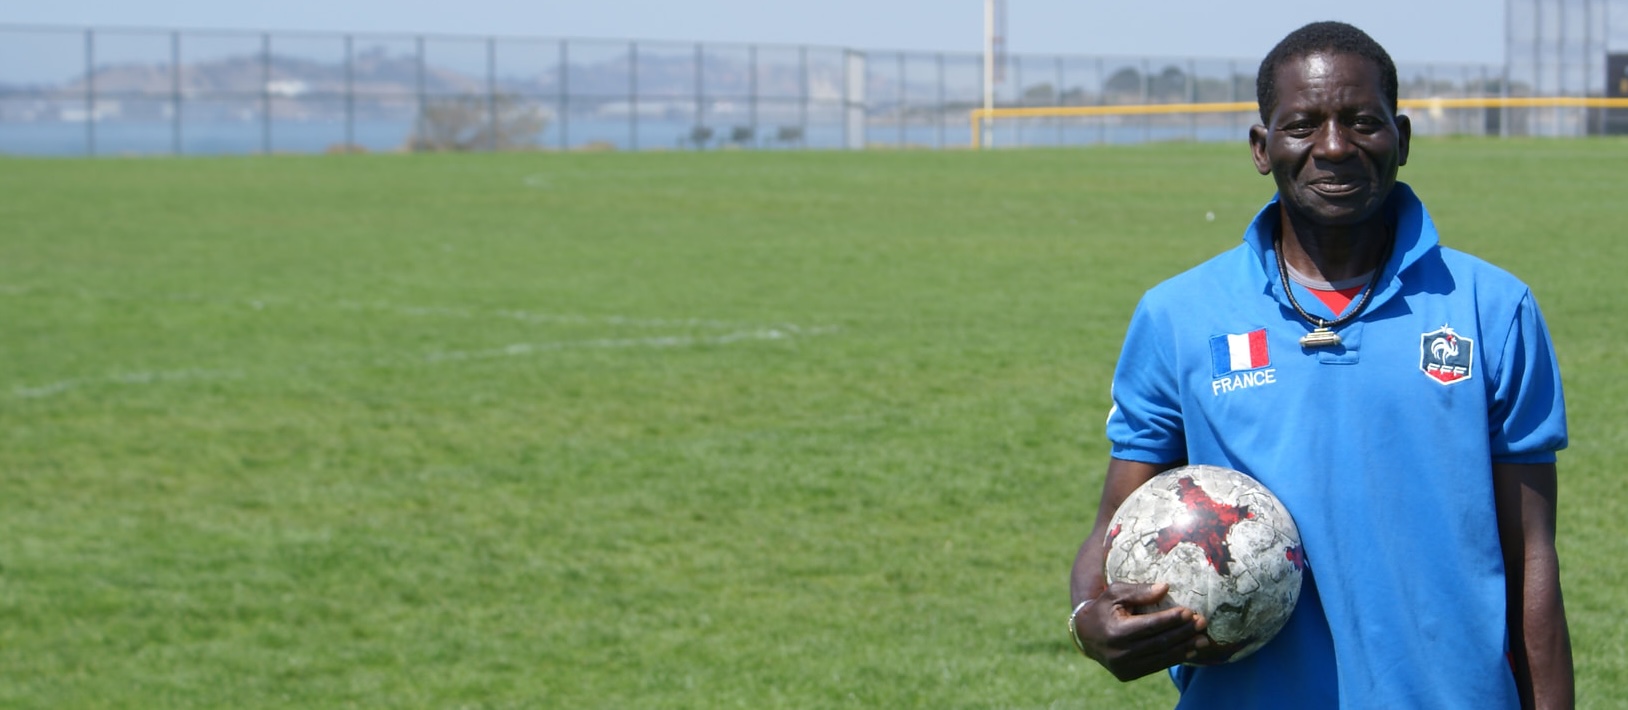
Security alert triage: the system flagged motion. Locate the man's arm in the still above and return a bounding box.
[1069,457,1211,681]
[1493,462,1574,710]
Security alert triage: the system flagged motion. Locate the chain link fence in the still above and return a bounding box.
[0,15,1622,156]
[1505,0,1628,135]
[0,27,867,155]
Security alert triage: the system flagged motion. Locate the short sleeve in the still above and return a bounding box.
[1106,296,1187,464]
[1488,291,1567,463]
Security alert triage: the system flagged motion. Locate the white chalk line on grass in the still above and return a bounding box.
[1,288,766,333]
[38,294,753,331]
[7,289,837,399]
[416,325,838,364]
[334,300,751,330]
[10,323,839,400]
[13,368,245,399]
[494,310,746,330]
[519,165,802,187]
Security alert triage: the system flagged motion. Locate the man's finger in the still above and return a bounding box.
[1109,603,1202,644]
[1103,581,1172,607]
[1118,637,1207,675]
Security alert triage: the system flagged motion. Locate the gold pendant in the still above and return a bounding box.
[1300,327,1342,348]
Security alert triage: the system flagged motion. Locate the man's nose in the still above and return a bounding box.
[1313,120,1355,162]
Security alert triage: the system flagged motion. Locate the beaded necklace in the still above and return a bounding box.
[1274,230,1394,348]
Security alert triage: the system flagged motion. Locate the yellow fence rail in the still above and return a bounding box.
[969,97,1628,148]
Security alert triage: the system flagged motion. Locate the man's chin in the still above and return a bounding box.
[1288,193,1384,228]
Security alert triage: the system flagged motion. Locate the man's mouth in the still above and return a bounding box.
[1308,179,1366,197]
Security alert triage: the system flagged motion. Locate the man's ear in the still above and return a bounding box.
[1395,113,1412,167]
[1249,123,1272,176]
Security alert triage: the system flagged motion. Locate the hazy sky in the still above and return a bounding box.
[4,1,1508,64]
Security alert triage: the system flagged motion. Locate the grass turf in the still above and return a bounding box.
[1,139,1624,708]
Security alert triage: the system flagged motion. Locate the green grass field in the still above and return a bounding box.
[1,139,1625,708]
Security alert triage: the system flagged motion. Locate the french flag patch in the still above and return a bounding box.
[1210,329,1270,377]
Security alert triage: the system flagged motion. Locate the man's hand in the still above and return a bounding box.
[1072,581,1211,682]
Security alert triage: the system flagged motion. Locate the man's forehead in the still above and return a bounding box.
[1269,51,1387,111]
[1275,50,1383,84]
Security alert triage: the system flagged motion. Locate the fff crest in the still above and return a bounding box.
[1420,325,1474,385]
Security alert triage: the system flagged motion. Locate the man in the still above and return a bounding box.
[1067,22,1572,709]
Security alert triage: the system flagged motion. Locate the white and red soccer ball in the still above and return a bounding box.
[1103,465,1304,663]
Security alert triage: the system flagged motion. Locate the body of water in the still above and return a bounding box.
[0,115,1249,156]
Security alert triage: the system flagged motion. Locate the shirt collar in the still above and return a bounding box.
[1242,182,1440,309]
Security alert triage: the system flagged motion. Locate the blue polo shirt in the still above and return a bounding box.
[1105,183,1567,709]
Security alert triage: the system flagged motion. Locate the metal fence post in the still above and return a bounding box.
[171,31,181,156]
[748,45,757,149]
[1141,57,1150,143]
[345,34,354,150]
[1584,0,1594,134]
[487,36,497,152]
[85,28,95,157]
[1013,56,1023,145]
[1559,0,1567,135]
[842,49,850,149]
[898,53,907,146]
[1478,63,1488,137]
[559,40,569,149]
[694,42,704,150]
[1501,57,1510,138]
[1187,58,1197,141]
[799,45,808,149]
[416,35,426,148]
[261,33,272,154]
[1478,63,1491,135]
[851,50,867,150]
[1229,59,1238,141]
[1097,56,1105,145]
[1502,0,1511,139]
[936,53,945,149]
[1428,62,1437,135]
[630,41,639,151]
[1533,0,1543,136]
[1056,56,1065,146]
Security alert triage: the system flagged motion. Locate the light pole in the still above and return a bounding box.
[984,0,995,148]
[983,0,1006,148]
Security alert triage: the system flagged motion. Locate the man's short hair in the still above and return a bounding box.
[1255,21,1399,125]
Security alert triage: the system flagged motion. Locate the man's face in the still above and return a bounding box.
[1250,52,1411,228]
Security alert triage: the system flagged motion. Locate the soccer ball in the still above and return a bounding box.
[1102,465,1304,664]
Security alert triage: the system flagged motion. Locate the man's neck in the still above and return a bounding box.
[1277,212,1392,283]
